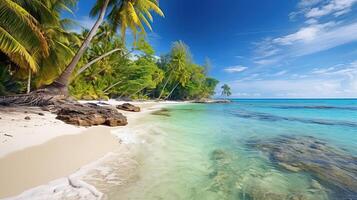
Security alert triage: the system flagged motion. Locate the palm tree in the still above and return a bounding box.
[221,84,231,99]
[158,41,192,100]
[0,0,78,93]
[0,0,49,73]
[50,0,164,95]
[0,0,164,105]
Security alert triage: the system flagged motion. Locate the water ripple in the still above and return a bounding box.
[230,110,357,128]
[272,105,357,111]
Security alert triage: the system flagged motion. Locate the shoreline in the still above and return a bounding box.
[0,100,186,199]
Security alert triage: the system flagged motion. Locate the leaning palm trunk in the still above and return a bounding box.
[76,48,125,76]
[129,76,162,98]
[129,86,146,98]
[103,80,123,93]
[118,88,130,99]
[48,0,110,95]
[164,82,180,100]
[157,72,172,100]
[0,0,110,106]
[27,69,31,94]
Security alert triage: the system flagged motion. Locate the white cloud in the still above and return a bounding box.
[243,0,357,97]
[274,70,288,76]
[293,21,357,56]
[305,0,357,18]
[254,57,281,65]
[253,21,357,63]
[311,61,357,76]
[311,66,336,74]
[290,0,357,22]
[273,22,336,45]
[254,38,281,58]
[229,79,344,97]
[229,61,357,98]
[235,73,260,82]
[305,18,319,24]
[224,65,248,73]
[298,0,325,7]
[235,55,244,59]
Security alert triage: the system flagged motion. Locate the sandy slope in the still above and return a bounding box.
[0,100,184,199]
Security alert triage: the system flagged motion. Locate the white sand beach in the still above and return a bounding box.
[0,100,184,199]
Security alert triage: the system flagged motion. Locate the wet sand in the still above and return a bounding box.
[0,127,118,198]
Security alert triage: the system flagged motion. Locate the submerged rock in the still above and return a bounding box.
[151,108,170,117]
[55,103,127,127]
[116,103,140,112]
[206,149,321,200]
[207,149,238,199]
[247,135,357,199]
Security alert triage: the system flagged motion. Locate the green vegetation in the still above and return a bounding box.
[0,0,218,100]
[221,84,232,99]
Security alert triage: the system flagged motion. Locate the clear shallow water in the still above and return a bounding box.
[110,99,357,200]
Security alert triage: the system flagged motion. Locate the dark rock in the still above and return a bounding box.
[24,116,30,120]
[247,135,357,199]
[38,112,44,116]
[55,103,127,127]
[116,103,140,112]
[4,134,13,137]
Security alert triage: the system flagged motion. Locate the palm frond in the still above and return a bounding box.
[0,0,49,56]
[0,27,38,72]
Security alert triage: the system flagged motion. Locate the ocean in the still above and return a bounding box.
[108,99,357,200]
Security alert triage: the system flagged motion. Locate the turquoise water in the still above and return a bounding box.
[111,99,357,200]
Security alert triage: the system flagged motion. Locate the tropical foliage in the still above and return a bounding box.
[0,0,78,93]
[0,0,218,100]
[221,84,232,98]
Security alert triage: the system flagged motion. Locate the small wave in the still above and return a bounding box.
[230,110,357,128]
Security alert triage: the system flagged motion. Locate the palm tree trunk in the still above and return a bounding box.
[165,82,179,100]
[129,86,146,98]
[75,48,135,77]
[157,72,172,100]
[26,69,31,94]
[51,0,110,89]
[129,76,161,98]
[103,80,123,93]
[118,88,130,99]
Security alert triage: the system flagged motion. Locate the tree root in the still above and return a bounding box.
[0,86,67,106]
[0,85,128,127]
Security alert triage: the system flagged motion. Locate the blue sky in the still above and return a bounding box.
[67,0,357,98]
